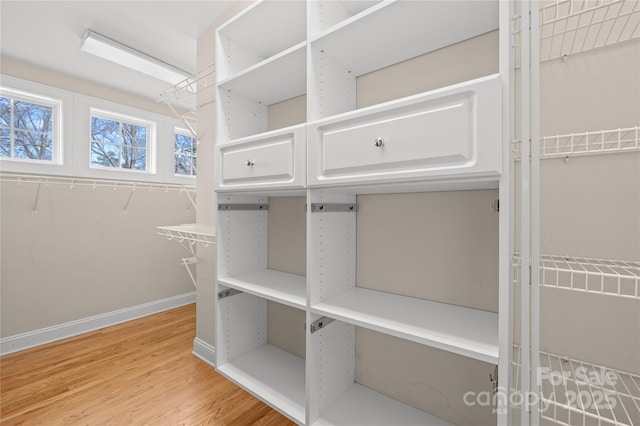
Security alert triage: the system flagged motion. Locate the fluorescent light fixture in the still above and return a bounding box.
[80,30,190,86]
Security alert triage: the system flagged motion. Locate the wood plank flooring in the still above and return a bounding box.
[0,304,295,425]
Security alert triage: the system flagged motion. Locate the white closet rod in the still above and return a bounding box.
[0,173,195,193]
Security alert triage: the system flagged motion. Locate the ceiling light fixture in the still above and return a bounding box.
[80,30,190,86]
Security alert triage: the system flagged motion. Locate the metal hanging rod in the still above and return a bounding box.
[0,173,195,193]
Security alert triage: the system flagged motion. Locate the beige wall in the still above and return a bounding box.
[0,181,195,337]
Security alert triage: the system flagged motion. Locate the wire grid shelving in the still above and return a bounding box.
[513,345,640,426]
[513,127,640,160]
[0,173,195,193]
[156,224,215,248]
[513,254,640,300]
[159,63,216,107]
[156,224,216,288]
[514,0,640,64]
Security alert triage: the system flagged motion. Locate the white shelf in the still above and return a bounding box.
[313,383,452,426]
[217,0,306,80]
[513,346,640,426]
[311,287,499,364]
[156,224,216,246]
[514,0,640,64]
[310,0,498,77]
[514,127,640,160]
[218,42,306,105]
[514,253,640,300]
[219,269,306,309]
[217,344,306,424]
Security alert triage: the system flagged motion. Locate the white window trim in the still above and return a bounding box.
[0,87,63,164]
[0,76,73,175]
[174,127,197,178]
[0,75,196,185]
[89,107,157,174]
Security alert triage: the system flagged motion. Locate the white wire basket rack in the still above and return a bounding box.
[514,127,640,160]
[514,254,640,300]
[513,345,640,426]
[514,0,640,64]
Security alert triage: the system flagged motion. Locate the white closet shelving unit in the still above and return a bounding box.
[214,1,512,425]
[515,1,640,425]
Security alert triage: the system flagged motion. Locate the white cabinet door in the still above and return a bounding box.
[216,124,306,192]
[308,74,502,190]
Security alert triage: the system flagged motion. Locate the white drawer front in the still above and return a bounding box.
[322,93,473,175]
[216,124,306,191]
[309,74,501,189]
[222,139,293,183]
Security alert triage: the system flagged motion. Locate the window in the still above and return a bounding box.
[90,110,153,172]
[174,130,196,176]
[0,91,60,162]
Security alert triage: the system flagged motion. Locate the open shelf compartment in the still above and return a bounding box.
[311,287,499,364]
[310,1,498,77]
[219,269,306,309]
[216,291,306,424]
[307,318,497,425]
[216,0,306,81]
[217,41,306,106]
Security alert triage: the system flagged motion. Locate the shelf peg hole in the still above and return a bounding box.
[374,137,384,147]
[246,160,254,167]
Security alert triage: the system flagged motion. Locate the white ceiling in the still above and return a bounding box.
[0,1,231,111]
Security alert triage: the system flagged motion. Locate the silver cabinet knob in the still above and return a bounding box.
[246,160,254,166]
[374,137,384,147]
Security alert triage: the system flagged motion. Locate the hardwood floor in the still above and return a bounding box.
[0,304,295,425]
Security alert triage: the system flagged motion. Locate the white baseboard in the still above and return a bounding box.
[0,292,196,356]
[192,337,216,368]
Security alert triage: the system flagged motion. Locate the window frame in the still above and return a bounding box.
[89,108,157,175]
[173,128,197,178]
[0,87,63,165]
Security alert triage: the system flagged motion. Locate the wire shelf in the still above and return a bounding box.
[514,127,640,160]
[159,63,216,107]
[513,346,640,426]
[0,173,196,193]
[513,254,640,300]
[156,224,215,289]
[156,224,215,247]
[514,0,640,64]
